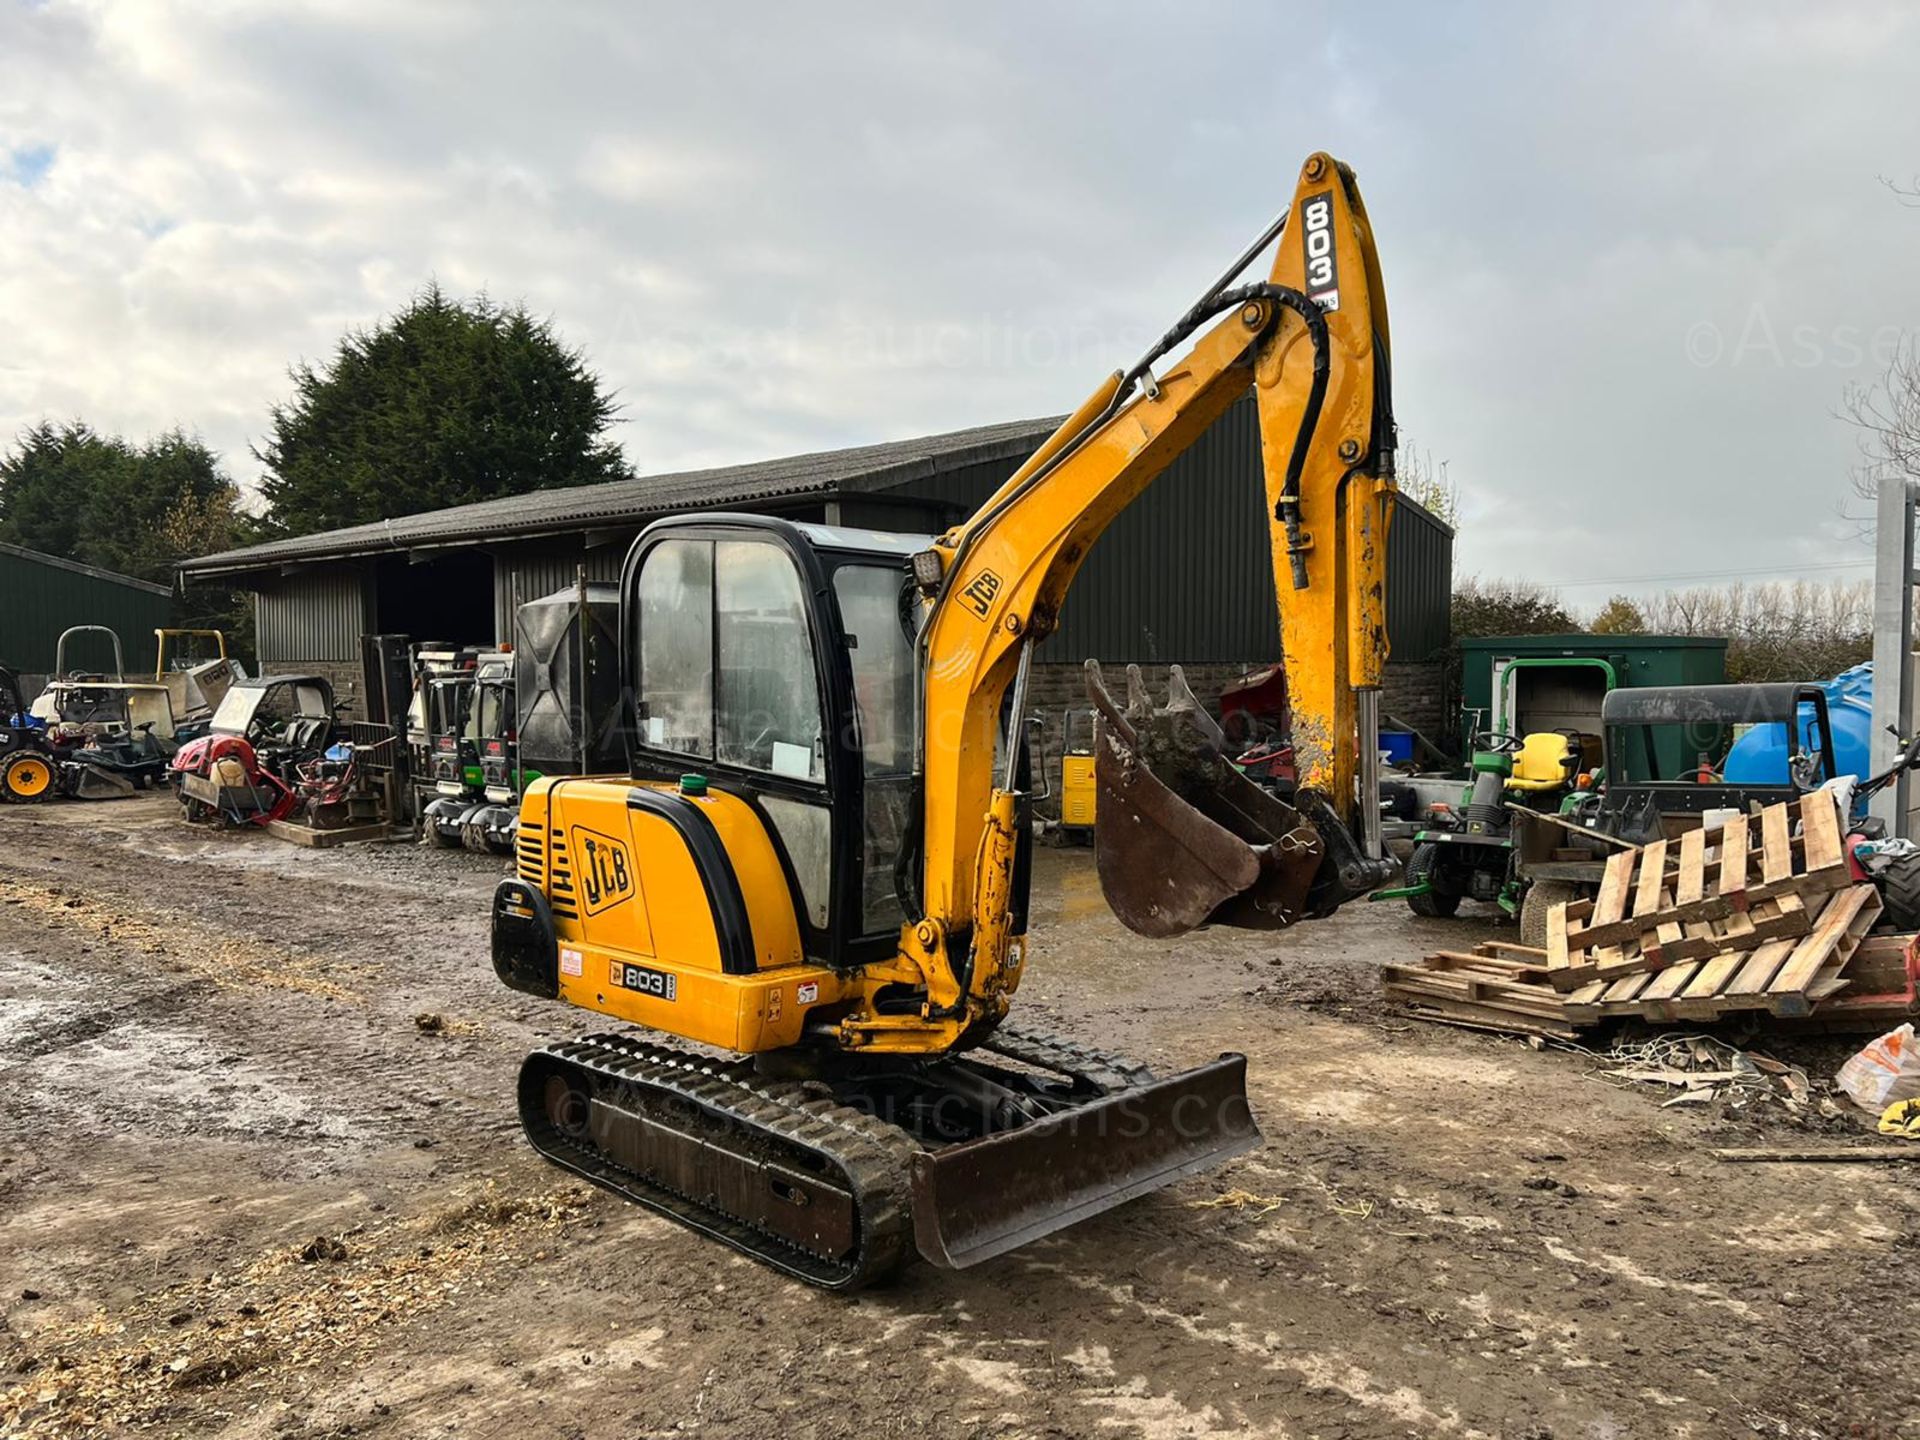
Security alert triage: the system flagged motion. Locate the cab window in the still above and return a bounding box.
[635,537,825,783]
[636,539,714,758]
[832,563,915,776]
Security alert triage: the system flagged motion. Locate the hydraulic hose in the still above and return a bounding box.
[947,281,1331,596]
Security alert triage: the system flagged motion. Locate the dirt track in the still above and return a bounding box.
[2,794,1917,1439]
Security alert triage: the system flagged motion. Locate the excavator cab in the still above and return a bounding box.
[622,517,931,964]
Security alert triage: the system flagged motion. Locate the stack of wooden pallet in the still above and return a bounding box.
[1382,794,1898,1037]
[1379,942,1581,1040]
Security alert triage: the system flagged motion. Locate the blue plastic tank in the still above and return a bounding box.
[1720,662,1874,787]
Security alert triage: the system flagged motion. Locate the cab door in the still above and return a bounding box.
[626,522,881,966]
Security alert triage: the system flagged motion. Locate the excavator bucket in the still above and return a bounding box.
[64,762,135,801]
[1088,660,1325,938]
[909,1052,1260,1269]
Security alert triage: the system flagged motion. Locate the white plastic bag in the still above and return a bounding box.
[1836,1024,1920,1112]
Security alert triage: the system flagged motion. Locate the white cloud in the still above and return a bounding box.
[0,0,1915,603]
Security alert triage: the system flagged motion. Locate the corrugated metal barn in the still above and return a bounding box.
[0,542,175,681]
[181,400,1453,727]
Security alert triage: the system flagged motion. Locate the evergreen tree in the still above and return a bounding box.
[255,284,631,536]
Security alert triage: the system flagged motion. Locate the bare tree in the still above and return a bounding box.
[1879,173,1920,208]
[1845,335,1920,506]
[1397,437,1459,529]
[1637,578,1871,682]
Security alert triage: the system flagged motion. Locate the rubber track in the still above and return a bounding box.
[519,1026,1168,1290]
[522,1033,919,1291]
[980,1023,1157,1094]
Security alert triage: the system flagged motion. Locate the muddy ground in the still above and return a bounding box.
[1,795,1916,1439]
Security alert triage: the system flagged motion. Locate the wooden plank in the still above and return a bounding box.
[1591,849,1635,930]
[1722,938,1800,999]
[1599,970,1653,1005]
[1760,804,1792,885]
[1804,973,1852,1004]
[1561,986,1605,1025]
[1767,886,1881,1010]
[1800,790,1845,876]
[1674,827,1708,907]
[1631,839,1669,920]
[1392,998,1581,1042]
[1422,949,1546,975]
[1564,847,1649,951]
[1639,958,1703,1006]
[1669,951,1753,1020]
[1751,864,1855,907]
[1379,968,1565,1007]
[1712,1147,1920,1164]
[1481,941,1550,962]
[1385,996,1572,1028]
[1546,902,1570,974]
[1717,813,1751,911]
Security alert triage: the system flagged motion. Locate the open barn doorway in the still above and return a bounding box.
[373,551,497,648]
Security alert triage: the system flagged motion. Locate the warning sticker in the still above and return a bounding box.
[796,981,819,1004]
[560,947,584,977]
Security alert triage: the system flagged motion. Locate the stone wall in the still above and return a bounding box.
[1380,659,1448,747]
[261,659,366,721]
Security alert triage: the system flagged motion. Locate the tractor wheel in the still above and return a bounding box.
[1519,880,1582,949]
[1,752,56,803]
[1875,852,1920,933]
[1403,843,1461,918]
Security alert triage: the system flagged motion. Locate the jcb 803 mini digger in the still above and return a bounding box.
[493,151,1398,1288]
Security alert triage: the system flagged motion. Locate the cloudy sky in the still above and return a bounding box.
[2,1,1917,602]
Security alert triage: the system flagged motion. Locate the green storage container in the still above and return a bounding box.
[1458,634,1728,779]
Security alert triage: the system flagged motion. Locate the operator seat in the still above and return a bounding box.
[1505,732,1580,792]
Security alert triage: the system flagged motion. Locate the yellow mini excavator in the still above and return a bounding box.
[491,151,1397,1289]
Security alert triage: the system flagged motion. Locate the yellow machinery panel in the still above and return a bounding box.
[517,776,855,1053]
[1060,755,1097,827]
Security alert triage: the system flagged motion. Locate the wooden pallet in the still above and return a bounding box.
[1558,884,1880,1023]
[1764,934,1920,1032]
[1385,894,1884,1036]
[1545,795,1851,990]
[1380,943,1578,1039]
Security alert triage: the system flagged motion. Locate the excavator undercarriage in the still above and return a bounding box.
[518,1028,1258,1288]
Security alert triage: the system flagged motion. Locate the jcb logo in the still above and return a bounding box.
[960,568,1002,619]
[1301,191,1340,312]
[572,827,634,916]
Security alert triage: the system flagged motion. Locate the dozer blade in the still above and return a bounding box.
[909,1053,1260,1269]
[1088,660,1323,938]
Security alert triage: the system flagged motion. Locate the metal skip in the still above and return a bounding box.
[908,1053,1260,1269]
[1087,660,1323,939]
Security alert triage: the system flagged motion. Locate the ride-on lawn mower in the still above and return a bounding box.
[16,629,184,799]
[1,666,61,802]
[422,650,519,853]
[1378,727,1596,921]
[171,675,343,825]
[153,627,244,731]
[420,652,510,852]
